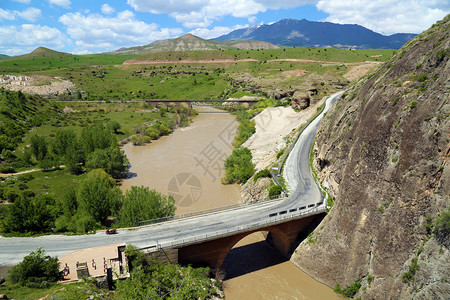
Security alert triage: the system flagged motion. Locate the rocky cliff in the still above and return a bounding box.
[291,16,449,299]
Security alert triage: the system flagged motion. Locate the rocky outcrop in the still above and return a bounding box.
[291,91,310,110]
[291,15,449,299]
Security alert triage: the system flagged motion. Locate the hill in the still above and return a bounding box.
[110,33,279,54]
[0,55,10,60]
[291,15,449,298]
[214,19,416,49]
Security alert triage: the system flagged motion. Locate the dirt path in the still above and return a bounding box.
[0,168,40,177]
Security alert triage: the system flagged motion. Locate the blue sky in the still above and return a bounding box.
[0,0,448,55]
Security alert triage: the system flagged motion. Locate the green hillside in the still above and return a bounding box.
[0,46,394,101]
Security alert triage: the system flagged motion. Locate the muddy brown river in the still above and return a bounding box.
[121,108,340,299]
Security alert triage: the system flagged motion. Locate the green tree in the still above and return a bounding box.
[52,129,77,157]
[80,123,116,155]
[3,195,55,234]
[64,144,83,174]
[77,177,122,226]
[120,186,175,227]
[30,134,48,161]
[116,259,214,300]
[85,146,129,179]
[222,147,255,184]
[107,120,121,134]
[9,248,59,288]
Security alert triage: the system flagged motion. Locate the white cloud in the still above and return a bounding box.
[47,0,71,9]
[16,7,42,22]
[127,0,267,28]
[59,10,183,53]
[101,4,115,15]
[0,7,42,22]
[0,9,16,22]
[0,24,66,55]
[189,24,248,39]
[316,0,449,34]
[255,0,316,9]
[127,0,448,34]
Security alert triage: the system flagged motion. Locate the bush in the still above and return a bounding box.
[268,185,282,197]
[222,147,255,184]
[17,173,34,182]
[253,169,271,182]
[434,208,450,245]
[402,257,420,283]
[9,248,59,288]
[334,280,361,297]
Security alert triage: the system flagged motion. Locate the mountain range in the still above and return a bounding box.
[111,33,278,54]
[214,19,417,49]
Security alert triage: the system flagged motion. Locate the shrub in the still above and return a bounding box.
[434,208,450,245]
[268,185,282,197]
[17,173,34,182]
[402,257,420,283]
[222,147,255,184]
[9,248,59,288]
[253,169,271,182]
[334,280,362,297]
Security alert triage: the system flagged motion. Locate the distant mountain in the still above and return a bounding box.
[110,33,279,54]
[214,19,417,49]
[0,54,10,60]
[14,47,73,60]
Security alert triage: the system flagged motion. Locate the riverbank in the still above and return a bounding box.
[243,98,326,171]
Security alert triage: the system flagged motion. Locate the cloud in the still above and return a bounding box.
[189,24,248,39]
[16,7,42,22]
[0,9,16,22]
[101,4,115,15]
[127,0,267,28]
[47,0,71,9]
[59,10,183,53]
[0,7,42,22]
[316,0,449,34]
[0,24,66,55]
[127,0,448,34]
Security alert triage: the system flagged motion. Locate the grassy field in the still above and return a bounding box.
[0,47,394,101]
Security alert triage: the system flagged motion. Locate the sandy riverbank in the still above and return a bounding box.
[243,99,326,171]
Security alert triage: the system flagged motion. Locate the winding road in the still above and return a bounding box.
[0,91,343,266]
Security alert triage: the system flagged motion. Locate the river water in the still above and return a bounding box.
[120,108,339,299]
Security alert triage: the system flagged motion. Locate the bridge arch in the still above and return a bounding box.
[177,214,320,269]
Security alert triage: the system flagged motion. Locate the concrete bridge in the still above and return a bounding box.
[143,211,323,269]
[144,98,259,109]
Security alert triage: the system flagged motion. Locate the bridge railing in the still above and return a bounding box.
[136,194,284,227]
[141,204,327,252]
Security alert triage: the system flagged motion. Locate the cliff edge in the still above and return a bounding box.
[291,16,449,299]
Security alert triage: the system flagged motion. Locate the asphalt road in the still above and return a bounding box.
[0,91,343,266]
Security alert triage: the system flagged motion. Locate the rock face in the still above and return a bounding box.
[291,91,310,110]
[291,16,449,299]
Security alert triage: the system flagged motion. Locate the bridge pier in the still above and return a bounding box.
[177,214,320,269]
